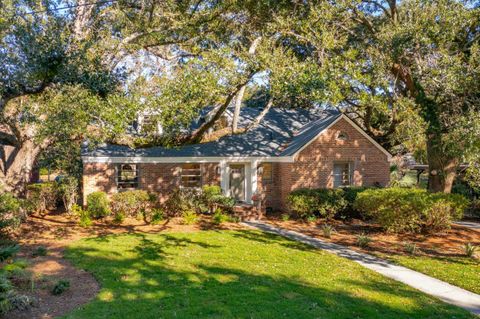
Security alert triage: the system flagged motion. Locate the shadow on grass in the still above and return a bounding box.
[63,230,474,319]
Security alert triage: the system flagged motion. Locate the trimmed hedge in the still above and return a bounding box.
[286,188,348,219]
[354,188,468,233]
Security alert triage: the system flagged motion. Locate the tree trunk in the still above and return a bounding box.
[0,141,42,194]
[231,36,262,133]
[243,97,273,131]
[425,133,458,193]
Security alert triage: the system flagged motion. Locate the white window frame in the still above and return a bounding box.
[180,163,202,189]
[116,164,139,190]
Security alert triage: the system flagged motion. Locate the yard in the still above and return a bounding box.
[267,218,480,295]
[57,230,475,319]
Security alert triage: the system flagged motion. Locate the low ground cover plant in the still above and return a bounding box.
[354,188,468,233]
[52,280,70,295]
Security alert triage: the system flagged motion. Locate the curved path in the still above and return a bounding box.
[243,220,480,315]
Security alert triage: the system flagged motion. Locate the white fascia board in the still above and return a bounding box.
[81,155,295,164]
[292,114,392,161]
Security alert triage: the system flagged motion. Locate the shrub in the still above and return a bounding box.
[321,224,335,238]
[56,176,78,213]
[287,188,347,219]
[150,209,164,225]
[404,242,418,255]
[201,185,235,213]
[0,193,23,235]
[306,215,318,223]
[354,188,468,233]
[357,234,372,248]
[52,280,70,295]
[280,213,290,221]
[26,183,58,213]
[465,243,477,258]
[212,212,230,225]
[110,190,152,218]
[164,189,201,216]
[87,192,110,218]
[182,210,198,225]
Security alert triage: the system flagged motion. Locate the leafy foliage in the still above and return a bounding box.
[87,192,111,218]
[26,183,58,214]
[52,280,70,295]
[56,177,79,213]
[286,189,348,219]
[354,188,468,233]
[0,193,24,234]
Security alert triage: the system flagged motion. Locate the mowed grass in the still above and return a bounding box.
[63,230,475,319]
[387,254,480,294]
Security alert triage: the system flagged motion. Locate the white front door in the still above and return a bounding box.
[229,164,245,202]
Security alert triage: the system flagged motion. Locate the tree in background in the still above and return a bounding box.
[0,1,139,193]
[275,0,480,192]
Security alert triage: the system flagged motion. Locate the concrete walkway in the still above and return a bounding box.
[242,220,480,315]
[456,221,480,230]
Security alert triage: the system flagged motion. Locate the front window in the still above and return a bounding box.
[181,164,202,188]
[117,164,139,189]
[333,163,352,188]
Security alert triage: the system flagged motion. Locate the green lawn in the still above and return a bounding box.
[64,230,475,319]
[387,254,480,294]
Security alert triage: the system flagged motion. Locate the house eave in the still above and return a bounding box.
[81,155,296,164]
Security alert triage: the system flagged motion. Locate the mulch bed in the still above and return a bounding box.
[7,213,247,319]
[267,217,480,257]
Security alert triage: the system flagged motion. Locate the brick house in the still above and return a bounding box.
[81,108,391,212]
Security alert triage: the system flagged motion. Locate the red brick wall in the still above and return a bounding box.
[82,163,116,205]
[82,162,220,205]
[261,118,390,211]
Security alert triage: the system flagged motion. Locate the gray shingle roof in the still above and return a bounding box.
[82,107,341,158]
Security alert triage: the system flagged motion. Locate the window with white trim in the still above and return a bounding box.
[333,162,352,188]
[181,164,202,188]
[117,164,139,189]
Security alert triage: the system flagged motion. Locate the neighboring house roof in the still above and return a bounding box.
[82,106,391,161]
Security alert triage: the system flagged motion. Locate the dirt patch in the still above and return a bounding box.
[7,213,247,319]
[267,218,480,257]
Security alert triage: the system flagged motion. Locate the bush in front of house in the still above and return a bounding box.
[56,176,78,214]
[26,182,58,214]
[110,190,156,223]
[86,191,110,218]
[354,188,468,233]
[286,188,347,219]
[164,188,202,216]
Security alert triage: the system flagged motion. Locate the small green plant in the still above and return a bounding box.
[52,279,70,295]
[32,246,47,257]
[465,243,477,258]
[306,215,317,223]
[213,210,230,225]
[321,224,335,238]
[78,209,93,228]
[150,208,164,225]
[404,242,418,255]
[86,191,110,218]
[357,233,372,248]
[0,245,20,262]
[113,212,125,224]
[281,213,290,221]
[182,210,198,225]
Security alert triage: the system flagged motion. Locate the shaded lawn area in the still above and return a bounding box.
[63,230,475,319]
[386,254,480,295]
